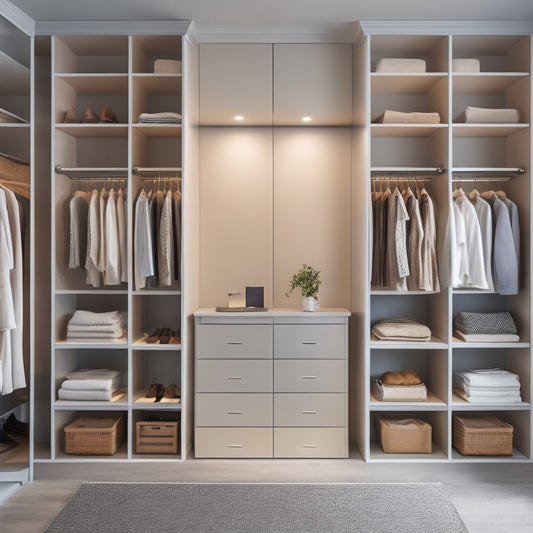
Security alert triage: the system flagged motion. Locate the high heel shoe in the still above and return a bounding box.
[81,107,98,123]
[159,327,171,344]
[64,108,79,123]
[99,106,118,124]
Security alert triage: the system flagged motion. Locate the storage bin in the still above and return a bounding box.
[64,416,124,455]
[136,421,178,454]
[377,416,432,454]
[453,415,513,456]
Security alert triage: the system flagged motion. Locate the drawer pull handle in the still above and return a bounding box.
[302,376,317,379]
[302,411,317,415]
[302,444,318,448]
[227,444,244,448]
[227,411,244,415]
[227,376,243,380]
[302,341,317,345]
[227,341,243,345]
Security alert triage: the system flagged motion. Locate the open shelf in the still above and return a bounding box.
[55,124,128,137]
[369,440,448,462]
[370,392,447,410]
[451,393,530,411]
[371,73,447,93]
[371,124,447,137]
[452,124,529,137]
[370,335,447,350]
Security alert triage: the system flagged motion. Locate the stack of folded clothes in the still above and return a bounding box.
[372,370,428,401]
[375,58,426,73]
[58,368,122,401]
[454,311,519,342]
[138,112,181,124]
[453,368,522,403]
[454,106,520,123]
[371,318,432,342]
[66,310,126,341]
[372,110,441,124]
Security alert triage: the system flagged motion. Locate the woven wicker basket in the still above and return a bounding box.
[64,416,124,455]
[453,414,513,456]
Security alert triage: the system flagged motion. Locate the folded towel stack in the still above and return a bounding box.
[58,368,122,401]
[153,59,182,74]
[454,311,519,342]
[373,110,441,124]
[372,318,432,342]
[138,112,182,124]
[453,368,522,403]
[66,310,126,340]
[375,58,426,73]
[454,106,520,124]
[372,369,428,401]
[452,58,481,72]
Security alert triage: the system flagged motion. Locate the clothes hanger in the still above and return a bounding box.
[468,178,480,201]
[452,178,465,199]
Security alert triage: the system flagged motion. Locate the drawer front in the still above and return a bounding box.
[197,324,272,359]
[274,393,346,427]
[195,428,273,458]
[274,360,346,393]
[136,422,177,438]
[196,394,272,426]
[274,324,346,359]
[197,360,272,393]
[274,427,347,458]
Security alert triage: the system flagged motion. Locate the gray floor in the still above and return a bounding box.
[1,457,533,532]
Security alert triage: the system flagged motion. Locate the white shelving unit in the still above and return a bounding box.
[47,26,196,463]
[354,22,533,462]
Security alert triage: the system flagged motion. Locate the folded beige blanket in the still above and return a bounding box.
[455,330,520,343]
[154,59,182,74]
[454,106,520,123]
[375,58,426,73]
[452,58,481,72]
[372,318,432,342]
[373,110,441,124]
[372,381,428,401]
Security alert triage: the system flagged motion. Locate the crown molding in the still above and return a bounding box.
[196,24,357,43]
[0,0,35,36]
[358,19,533,35]
[35,20,192,36]
[184,20,198,46]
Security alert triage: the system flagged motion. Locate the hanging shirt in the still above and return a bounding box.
[68,191,89,269]
[454,195,488,289]
[419,191,440,292]
[97,187,108,283]
[0,189,15,332]
[406,191,424,291]
[385,187,409,291]
[134,189,154,290]
[501,196,520,283]
[117,188,128,283]
[158,189,175,287]
[85,189,102,288]
[173,189,182,282]
[472,195,494,291]
[105,188,120,285]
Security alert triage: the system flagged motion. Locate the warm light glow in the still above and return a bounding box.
[302,116,312,122]
[234,115,244,121]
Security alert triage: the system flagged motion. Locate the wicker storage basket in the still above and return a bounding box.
[64,416,124,455]
[453,415,513,456]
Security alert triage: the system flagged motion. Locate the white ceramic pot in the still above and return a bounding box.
[302,296,319,312]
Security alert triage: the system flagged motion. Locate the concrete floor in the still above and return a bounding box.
[1,458,533,532]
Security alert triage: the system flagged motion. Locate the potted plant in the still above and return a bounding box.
[286,264,321,311]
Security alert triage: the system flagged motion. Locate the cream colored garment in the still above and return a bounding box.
[472,195,494,291]
[158,189,175,287]
[452,58,481,72]
[85,189,102,287]
[406,192,424,290]
[385,187,409,291]
[373,110,440,124]
[0,189,14,331]
[97,187,108,283]
[117,188,127,283]
[105,188,120,285]
[68,191,89,269]
[419,192,440,292]
[173,190,181,282]
[454,106,520,123]
[375,58,426,73]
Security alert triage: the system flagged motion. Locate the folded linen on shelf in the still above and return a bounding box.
[63,368,121,391]
[455,330,520,343]
[153,59,182,74]
[58,388,113,401]
[372,110,441,124]
[68,310,126,327]
[375,58,426,73]
[454,386,520,397]
[371,318,432,342]
[454,106,520,123]
[67,324,123,333]
[66,328,125,339]
[138,112,182,124]
[381,369,422,386]
[61,379,115,391]
[454,368,521,388]
[454,389,522,403]
[372,380,428,401]
[454,311,517,336]
[452,58,481,72]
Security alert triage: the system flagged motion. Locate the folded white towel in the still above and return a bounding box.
[452,58,481,72]
[375,58,426,73]
[61,379,116,391]
[373,110,441,124]
[454,368,521,388]
[67,324,123,333]
[454,389,522,403]
[65,368,121,380]
[455,331,520,343]
[69,310,125,327]
[154,59,182,74]
[66,328,125,339]
[58,389,113,401]
[138,112,182,123]
[454,106,520,124]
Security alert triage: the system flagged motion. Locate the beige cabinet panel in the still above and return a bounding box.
[196,359,272,393]
[274,360,346,393]
[199,43,272,125]
[196,324,273,359]
[274,427,348,458]
[195,428,273,458]
[274,393,346,427]
[196,393,273,427]
[200,128,273,308]
[274,44,352,125]
[274,324,347,359]
[273,128,352,309]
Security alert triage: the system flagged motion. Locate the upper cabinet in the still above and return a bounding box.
[199,43,272,125]
[274,44,352,126]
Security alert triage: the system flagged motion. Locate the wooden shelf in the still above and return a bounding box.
[132,390,182,408]
[452,337,529,348]
[55,123,128,138]
[132,338,182,350]
[371,73,447,93]
[370,335,447,350]
[451,393,530,410]
[370,289,440,295]
[132,74,182,93]
[452,124,529,137]
[452,72,529,93]
[55,289,128,295]
[55,339,127,349]
[54,73,128,93]
[451,448,529,462]
[369,440,448,462]
[370,392,447,410]
[371,124,447,137]
[132,124,182,137]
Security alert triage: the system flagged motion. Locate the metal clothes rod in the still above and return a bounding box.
[371,165,445,175]
[138,177,181,182]
[453,167,526,175]
[451,177,512,183]
[132,167,182,174]
[371,176,433,182]
[55,165,128,179]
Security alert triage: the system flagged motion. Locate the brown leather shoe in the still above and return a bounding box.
[64,108,79,123]
[81,107,98,123]
[99,106,118,124]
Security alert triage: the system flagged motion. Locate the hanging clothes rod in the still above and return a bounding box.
[371,176,432,182]
[371,165,445,175]
[138,176,181,182]
[132,166,182,176]
[453,167,526,175]
[55,165,128,179]
[452,177,512,183]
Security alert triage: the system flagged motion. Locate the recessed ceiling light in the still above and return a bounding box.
[234,115,244,121]
[302,116,312,122]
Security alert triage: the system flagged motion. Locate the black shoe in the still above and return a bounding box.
[0,428,15,446]
[4,413,28,438]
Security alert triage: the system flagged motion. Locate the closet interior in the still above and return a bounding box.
[0,13,32,502]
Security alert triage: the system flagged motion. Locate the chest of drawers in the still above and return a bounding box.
[194,308,349,458]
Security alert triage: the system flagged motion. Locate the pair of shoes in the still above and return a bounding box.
[145,383,165,402]
[63,106,118,124]
[4,413,28,439]
[160,383,181,403]
[146,327,179,344]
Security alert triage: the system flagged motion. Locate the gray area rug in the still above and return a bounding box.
[45,482,468,533]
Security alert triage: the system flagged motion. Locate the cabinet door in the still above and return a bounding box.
[199,43,272,125]
[274,44,352,125]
